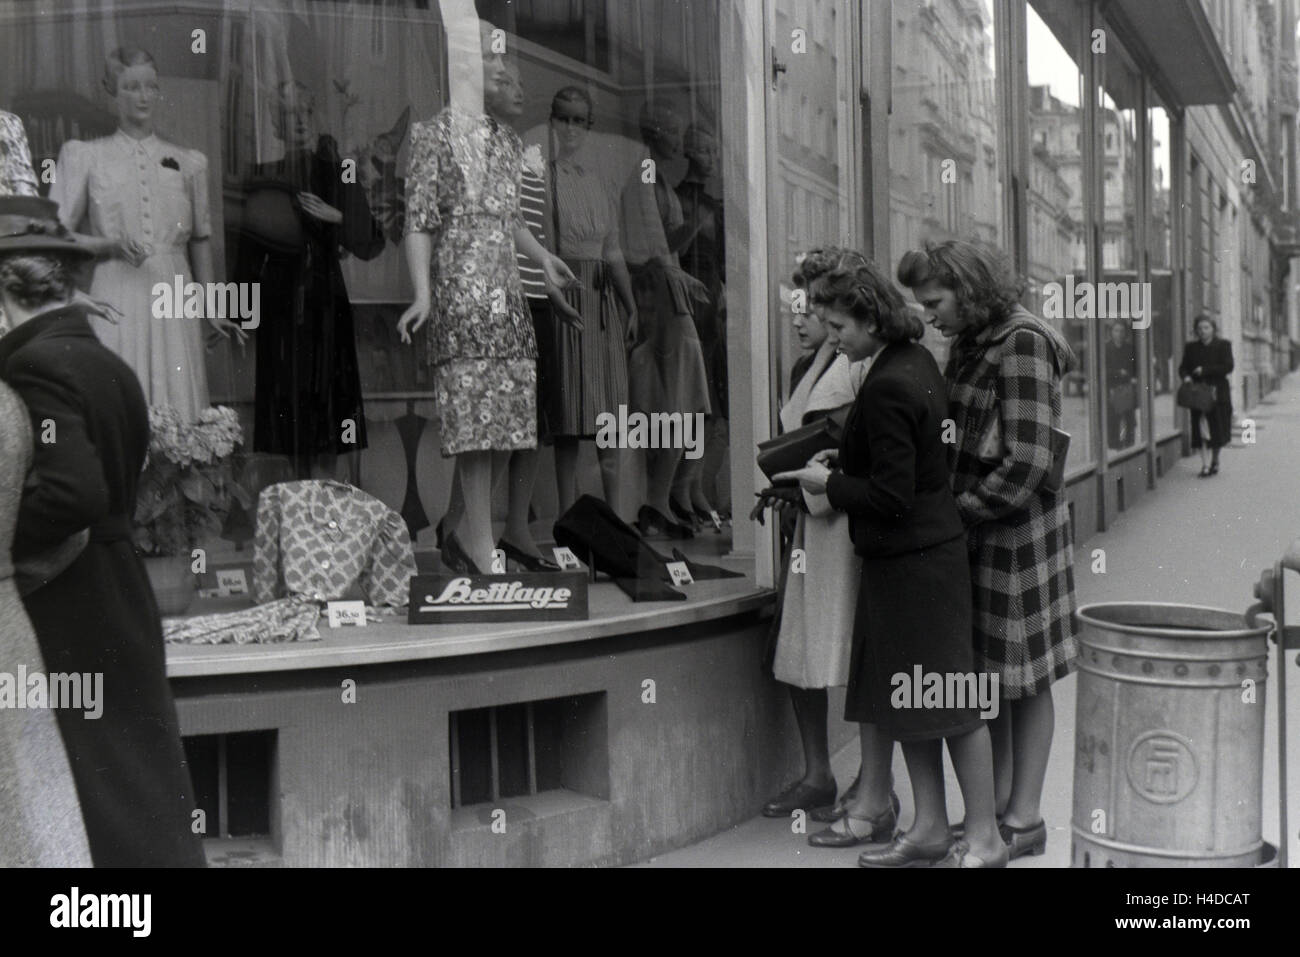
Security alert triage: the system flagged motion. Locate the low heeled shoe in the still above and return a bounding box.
[761,780,837,818]
[857,833,953,868]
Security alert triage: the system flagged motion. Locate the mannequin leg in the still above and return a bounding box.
[457,451,496,573]
[503,448,543,557]
[554,437,580,515]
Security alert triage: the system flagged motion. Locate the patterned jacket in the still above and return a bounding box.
[253,480,416,608]
[944,305,1079,698]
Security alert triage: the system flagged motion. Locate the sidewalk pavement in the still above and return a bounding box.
[640,372,1300,867]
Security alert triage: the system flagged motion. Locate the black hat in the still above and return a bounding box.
[0,195,94,259]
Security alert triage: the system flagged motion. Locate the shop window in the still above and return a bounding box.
[183,730,277,840]
[449,692,608,809]
[1027,1,1092,474]
[3,0,768,599]
[890,0,1003,373]
[1149,97,1176,439]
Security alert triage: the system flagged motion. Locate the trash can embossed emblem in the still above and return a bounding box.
[1126,730,1197,804]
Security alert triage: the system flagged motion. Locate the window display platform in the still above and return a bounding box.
[166,540,815,867]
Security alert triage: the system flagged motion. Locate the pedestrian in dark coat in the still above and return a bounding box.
[898,239,1078,862]
[1178,314,1234,476]
[0,195,206,867]
[777,256,1005,869]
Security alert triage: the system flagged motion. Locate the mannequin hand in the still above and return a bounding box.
[397,295,432,343]
[542,253,578,290]
[70,291,122,325]
[546,284,584,331]
[298,192,343,224]
[207,314,249,345]
[114,237,151,267]
[624,307,639,348]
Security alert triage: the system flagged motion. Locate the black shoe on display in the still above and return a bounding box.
[441,531,482,575]
[497,539,560,572]
[637,505,694,540]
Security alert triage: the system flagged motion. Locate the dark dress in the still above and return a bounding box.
[1178,337,1234,449]
[825,341,981,742]
[0,305,206,866]
[1104,338,1138,450]
[237,134,384,458]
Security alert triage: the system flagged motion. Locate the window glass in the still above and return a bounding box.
[1149,97,1176,438]
[1098,33,1143,457]
[1026,1,1091,472]
[0,0,767,576]
[889,0,1003,372]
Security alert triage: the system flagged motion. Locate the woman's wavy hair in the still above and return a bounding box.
[791,246,864,289]
[811,256,922,344]
[896,239,1025,331]
[0,252,76,311]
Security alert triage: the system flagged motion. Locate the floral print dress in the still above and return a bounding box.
[405,107,537,456]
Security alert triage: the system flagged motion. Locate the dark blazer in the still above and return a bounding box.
[1178,337,1234,409]
[0,305,206,867]
[826,340,964,558]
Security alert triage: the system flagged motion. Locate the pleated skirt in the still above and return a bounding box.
[553,259,628,437]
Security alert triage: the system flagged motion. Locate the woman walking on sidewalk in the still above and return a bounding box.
[777,257,1004,868]
[898,239,1079,861]
[1179,314,1234,477]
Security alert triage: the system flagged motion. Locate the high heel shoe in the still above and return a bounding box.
[497,539,560,572]
[636,504,694,540]
[441,531,483,575]
[669,499,701,531]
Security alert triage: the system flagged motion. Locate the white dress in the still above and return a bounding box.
[51,130,212,420]
[772,341,869,689]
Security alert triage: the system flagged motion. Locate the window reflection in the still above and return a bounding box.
[1026,2,1090,471]
[889,0,1001,371]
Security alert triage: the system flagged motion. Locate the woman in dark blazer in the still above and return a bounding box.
[0,196,206,867]
[776,257,1004,869]
[1179,314,1234,476]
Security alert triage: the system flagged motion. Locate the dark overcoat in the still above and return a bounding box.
[0,304,206,867]
[944,306,1079,700]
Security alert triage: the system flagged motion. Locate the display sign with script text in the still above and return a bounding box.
[408,572,589,624]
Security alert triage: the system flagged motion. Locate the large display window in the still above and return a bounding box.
[0,0,771,603]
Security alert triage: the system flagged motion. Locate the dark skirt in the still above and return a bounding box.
[553,259,627,438]
[23,538,207,867]
[844,535,985,742]
[1190,403,1231,450]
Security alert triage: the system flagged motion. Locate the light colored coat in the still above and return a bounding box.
[773,341,868,689]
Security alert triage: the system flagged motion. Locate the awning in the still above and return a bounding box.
[1105,0,1236,106]
[1031,0,1235,107]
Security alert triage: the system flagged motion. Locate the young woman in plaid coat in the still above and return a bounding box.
[898,240,1079,860]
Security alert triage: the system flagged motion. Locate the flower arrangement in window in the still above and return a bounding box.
[134,406,248,558]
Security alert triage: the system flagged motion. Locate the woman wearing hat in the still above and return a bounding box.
[50,46,245,422]
[0,195,206,866]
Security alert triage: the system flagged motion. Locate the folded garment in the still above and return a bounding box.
[163,598,322,645]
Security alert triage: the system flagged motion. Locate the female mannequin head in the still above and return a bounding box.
[104,47,159,134]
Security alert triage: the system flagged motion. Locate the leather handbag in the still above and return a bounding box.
[1176,381,1217,413]
[756,404,851,481]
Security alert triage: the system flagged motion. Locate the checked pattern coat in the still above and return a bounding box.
[945,306,1079,699]
[253,480,416,608]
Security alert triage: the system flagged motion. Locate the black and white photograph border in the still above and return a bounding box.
[0,0,1296,911]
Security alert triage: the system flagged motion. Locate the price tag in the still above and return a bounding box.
[552,547,583,570]
[490,549,507,574]
[215,568,248,595]
[666,561,694,586]
[326,600,367,628]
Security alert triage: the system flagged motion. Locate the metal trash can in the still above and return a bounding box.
[1072,602,1271,867]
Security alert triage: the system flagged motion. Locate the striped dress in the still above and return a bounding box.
[518,168,557,437]
[550,153,628,437]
